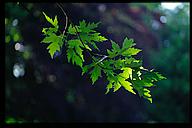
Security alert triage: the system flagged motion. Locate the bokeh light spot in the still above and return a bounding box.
[13,63,25,78]
[12,19,18,27]
[47,74,56,82]
[98,4,106,12]
[160,16,167,23]
[15,43,24,52]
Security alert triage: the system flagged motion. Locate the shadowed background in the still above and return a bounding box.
[5,3,189,123]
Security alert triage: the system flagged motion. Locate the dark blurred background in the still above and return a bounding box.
[5,3,190,123]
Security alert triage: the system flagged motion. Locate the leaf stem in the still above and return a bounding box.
[56,3,68,37]
[56,3,109,62]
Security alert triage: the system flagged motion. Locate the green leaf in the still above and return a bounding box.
[53,15,58,27]
[79,20,99,33]
[90,65,101,84]
[154,72,167,80]
[75,45,84,61]
[107,49,113,56]
[105,82,113,94]
[117,76,136,94]
[47,42,60,58]
[147,98,152,103]
[42,27,58,36]
[90,33,107,42]
[41,33,63,58]
[84,44,92,51]
[119,67,132,79]
[91,42,99,50]
[125,57,135,64]
[122,48,142,56]
[126,60,142,68]
[74,54,83,67]
[122,37,136,49]
[42,28,48,34]
[40,17,166,103]
[80,32,107,51]
[76,21,107,52]
[131,79,153,103]
[42,12,58,28]
[68,39,84,61]
[79,20,90,33]
[82,64,94,75]
[113,59,125,68]
[142,71,166,82]
[113,82,121,92]
[67,48,74,62]
[107,49,116,58]
[67,48,83,67]
[87,22,100,30]
[68,39,83,48]
[68,24,76,35]
[67,39,85,67]
[41,33,58,43]
[143,88,152,103]
[111,40,120,52]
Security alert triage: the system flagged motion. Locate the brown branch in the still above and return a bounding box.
[56,3,68,37]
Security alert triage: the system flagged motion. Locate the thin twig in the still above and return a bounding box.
[55,3,116,73]
[92,53,108,57]
[57,3,107,57]
[72,23,94,57]
[95,55,108,65]
[56,3,68,37]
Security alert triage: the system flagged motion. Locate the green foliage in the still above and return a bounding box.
[5,117,25,124]
[5,17,23,44]
[67,39,85,67]
[68,20,107,50]
[145,3,189,121]
[90,65,102,84]
[41,12,64,58]
[42,12,58,28]
[41,12,166,103]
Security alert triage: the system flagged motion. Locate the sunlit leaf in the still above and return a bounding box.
[122,37,135,49]
[47,42,60,58]
[40,16,167,103]
[90,65,101,84]
[122,48,142,56]
[113,82,121,92]
[42,12,58,28]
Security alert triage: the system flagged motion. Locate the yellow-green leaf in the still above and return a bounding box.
[90,65,101,84]
[113,82,121,92]
[43,12,58,28]
[118,76,136,94]
[119,67,132,79]
[122,48,142,56]
[47,42,60,58]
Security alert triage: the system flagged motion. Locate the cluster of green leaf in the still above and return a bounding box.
[41,12,166,103]
[66,20,107,67]
[41,12,64,58]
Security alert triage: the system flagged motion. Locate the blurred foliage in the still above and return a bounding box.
[5,3,27,44]
[145,3,190,122]
[5,2,189,123]
[5,116,25,124]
